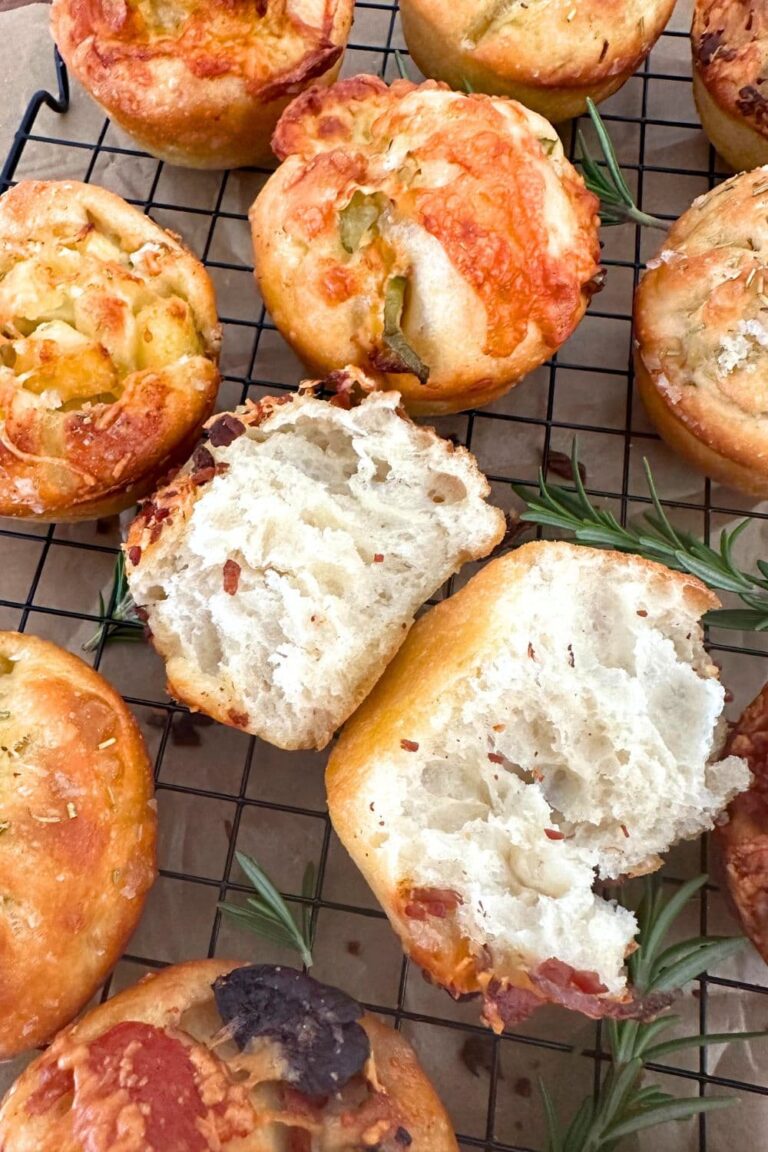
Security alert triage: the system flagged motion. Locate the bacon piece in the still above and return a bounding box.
[716,683,768,961]
[223,559,241,595]
[403,886,462,920]
[400,739,419,752]
[207,414,245,448]
[127,545,141,566]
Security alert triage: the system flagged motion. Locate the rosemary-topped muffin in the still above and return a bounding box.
[399,0,677,121]
[635,167,768,496]
[692,0,768,172]
[250,77,601,415]
[0,632,156,1060]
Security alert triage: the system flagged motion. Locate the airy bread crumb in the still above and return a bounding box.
[126,383,504,750]
[327,542,750,1013]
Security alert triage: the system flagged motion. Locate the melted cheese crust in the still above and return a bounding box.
[51,0,354,167]
[635,167,768,494]
[0,181,220,520]
[0,961,458,1152]
[400,0,676,118]
[250,78,600,415]
[0,632,156,1060]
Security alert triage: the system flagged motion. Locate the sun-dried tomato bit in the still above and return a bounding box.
[127,545,142,566]
[373,553,384,563]
[403,886,462,920]
[620,824,630,838]
[537,957,608,996]
[400,738,419,752]
[544,827,565,841]
[488,752,504,764]
[222,558,241,595]
[207,413,245,448]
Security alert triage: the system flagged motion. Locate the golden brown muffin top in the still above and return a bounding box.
[635,167,768,470]
[0,960,458,1151]
[252,78,600,413]
[414,0,676,89]
[54,0,347,104]
[693,0,768,138]
[0,631,156,1060]
[0,181,220,520]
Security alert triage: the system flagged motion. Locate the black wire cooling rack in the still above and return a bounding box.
[1,3,768,1149]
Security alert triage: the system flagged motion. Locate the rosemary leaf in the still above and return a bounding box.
[219,850,314,968]
[516,441,768,634]
[82,552,143,653]
[394,49,410,81]
[543,876,767,1152]
[643,1029,768,1063]
[602,1097,735,1141]
[578,99,667,231]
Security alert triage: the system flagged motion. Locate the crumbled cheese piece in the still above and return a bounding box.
[37,389,62,410]
[66,802,78,819]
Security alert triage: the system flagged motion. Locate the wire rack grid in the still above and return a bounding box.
[1,1,767,1149]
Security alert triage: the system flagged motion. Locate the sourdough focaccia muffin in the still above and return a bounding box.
[250,77,601,415]
[635,168,768,496]
[401,0,677,122]
[125,373,504,749]
[0,181,220,521]
[327,542,748,1029]
[692,0,768,172]
[0,632,156,1060]
[0,961,458,1151]
[51,0,354,169]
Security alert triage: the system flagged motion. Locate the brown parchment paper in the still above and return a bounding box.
[0,2,766,1148]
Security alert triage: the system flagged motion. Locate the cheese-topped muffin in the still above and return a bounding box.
[692,0,768,172]
[0,962,458,1152]
[250,77,601,415]
[635,168,768,496]
[51,0,354,169]
[0,632,156,1060]
[401,0,677,122]
[0,181,220,521]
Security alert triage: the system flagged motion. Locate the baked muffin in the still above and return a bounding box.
[327,542,749,1028]
[401,0,677,122]
[692,0,768,172]
[635,168,768,497]
[0,961,459,1151]
[51,0,354,169]
[715,682,768,964]
[250,77,601,415]
[125,373,505,749]
[0,181,220,521]
[0,632,157,1060]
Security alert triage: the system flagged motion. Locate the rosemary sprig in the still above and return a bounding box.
[82,552,144,652]
[578,98,666,231]
[219,850,315,969]
[515,441,768,632]
[543,875,764,1151]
